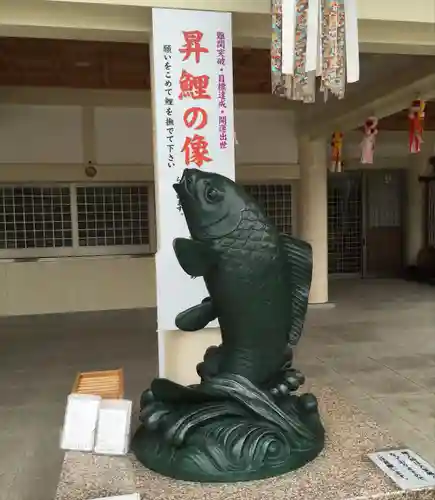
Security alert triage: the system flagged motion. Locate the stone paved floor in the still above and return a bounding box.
[300,279,435,467]
[0,279,434,499]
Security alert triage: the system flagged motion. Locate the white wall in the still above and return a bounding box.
[0,98,301,316]
[0,94,416,316]
[0,105,84,164]
[0,256,156,316]
[94,107,152,165]
[235,109,298,164]
[0,104,411,169]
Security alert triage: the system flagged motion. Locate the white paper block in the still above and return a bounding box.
[91,494,140,500]
[60,394,101,452]
[94,399,133,456]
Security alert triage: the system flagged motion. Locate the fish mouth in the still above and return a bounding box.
[173,169,194,198]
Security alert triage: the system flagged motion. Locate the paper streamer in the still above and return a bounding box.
[282,0,296,75]
[305,0,320,73]
[271,0,360,102]
[344,0,360,83]
[316,1,323,76]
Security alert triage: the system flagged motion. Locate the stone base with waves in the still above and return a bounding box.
[131,373,325,483]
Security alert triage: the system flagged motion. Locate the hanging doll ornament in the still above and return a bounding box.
[360,116,378,165]
[330,131,344,172]
[408,99,426,154]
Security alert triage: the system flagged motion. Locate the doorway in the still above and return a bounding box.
[327,169,404,277]
[363,170,404,277]
[328,172,363,275]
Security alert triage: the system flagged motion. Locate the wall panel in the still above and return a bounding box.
[0,92,416,316]
[0,105,83,164]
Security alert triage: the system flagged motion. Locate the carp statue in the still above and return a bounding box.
[131,168,325,482]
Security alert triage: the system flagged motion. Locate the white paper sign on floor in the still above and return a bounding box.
[94,399,132,456]
[60,394,101,452]
[368,448,435,490]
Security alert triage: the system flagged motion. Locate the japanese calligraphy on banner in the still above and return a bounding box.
[152,8,235,332]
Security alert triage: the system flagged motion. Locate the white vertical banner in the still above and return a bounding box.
[151,8,235,334]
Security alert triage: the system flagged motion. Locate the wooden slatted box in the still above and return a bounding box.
[72,369,124,399]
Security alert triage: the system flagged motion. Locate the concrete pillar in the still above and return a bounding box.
[162,329,221,386]
[298,136,328,304]
[405,143,432,265]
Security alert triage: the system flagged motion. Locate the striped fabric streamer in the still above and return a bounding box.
[271,0,359,102]
[271,0,286,98]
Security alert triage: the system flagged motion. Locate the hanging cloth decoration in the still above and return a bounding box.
[360,117,378,165]
[330,131,344,172]
[408,99,426,154]
[271,0,359,103]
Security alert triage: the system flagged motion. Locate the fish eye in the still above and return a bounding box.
[205,186,220,202]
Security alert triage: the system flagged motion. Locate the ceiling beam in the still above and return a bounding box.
[377,113,435,131]
[1,1,435,53]
[47,0,435,24]
[0,2,272,47]
[0,86,291,110]
[359,21,435,56]
[298,61,435,137]
[48,0,270,14]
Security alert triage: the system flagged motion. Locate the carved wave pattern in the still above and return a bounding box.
[186,418,292,475]
[133,374,324,481]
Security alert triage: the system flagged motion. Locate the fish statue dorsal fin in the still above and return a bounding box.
[279,234,313,346]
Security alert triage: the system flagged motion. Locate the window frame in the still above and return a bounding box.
[0,182,156,260]
[242,181,294,236]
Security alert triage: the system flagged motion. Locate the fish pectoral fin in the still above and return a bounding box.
[279,233,313,346]
[173,237,216,277]
[175,298,217,331]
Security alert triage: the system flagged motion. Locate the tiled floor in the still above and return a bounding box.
[0,279,434,499]
[0,308,158,500]
[299,279,435,467]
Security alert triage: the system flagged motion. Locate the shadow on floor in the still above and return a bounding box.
[0,308,158,500]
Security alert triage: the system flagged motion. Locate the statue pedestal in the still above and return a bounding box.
[55,386,434,500]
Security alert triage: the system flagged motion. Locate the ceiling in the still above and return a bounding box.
[0,36,433,130]
[0,37,270,94]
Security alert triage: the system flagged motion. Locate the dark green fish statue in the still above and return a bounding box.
[131,168,325,482]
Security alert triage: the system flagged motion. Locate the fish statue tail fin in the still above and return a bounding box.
[279,234,313,346]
